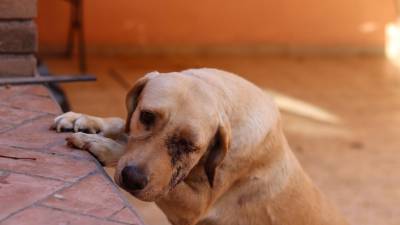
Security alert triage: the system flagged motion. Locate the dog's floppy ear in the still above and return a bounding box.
[125,72,158,133]
[205,114,231,187]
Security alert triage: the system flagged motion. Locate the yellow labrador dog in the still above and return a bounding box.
[52,69,348,225]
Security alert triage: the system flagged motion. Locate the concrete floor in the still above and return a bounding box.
[45,54,400,225]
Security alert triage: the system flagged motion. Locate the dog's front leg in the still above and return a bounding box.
[156,182,212,225]
[66,132,125,167]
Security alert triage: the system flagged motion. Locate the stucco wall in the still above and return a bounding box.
[37,0,396,50]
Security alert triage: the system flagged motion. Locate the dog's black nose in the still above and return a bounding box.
[121,165,148,190]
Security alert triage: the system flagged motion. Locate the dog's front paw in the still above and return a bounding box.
[52,112,103,134]
[66,132,122,166]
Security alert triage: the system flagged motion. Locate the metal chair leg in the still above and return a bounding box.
[77,0,86,72]
[66,0,76,58]
[65,0,86,72]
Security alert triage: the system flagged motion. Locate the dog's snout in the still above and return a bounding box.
[121,165,149,191]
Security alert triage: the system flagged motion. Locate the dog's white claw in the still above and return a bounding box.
[73,123,80,133]
[56,123,63,133]
[56,123,61,132]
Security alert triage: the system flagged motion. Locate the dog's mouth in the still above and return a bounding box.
[119,177,187,202]
[116,176,171,202]
[121,184,167,201]
[123,188,141,196]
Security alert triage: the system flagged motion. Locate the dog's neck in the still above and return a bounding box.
[232,118,298,198]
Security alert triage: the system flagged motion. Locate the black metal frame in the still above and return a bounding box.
[65,0,86,72]
[0,75,96,86]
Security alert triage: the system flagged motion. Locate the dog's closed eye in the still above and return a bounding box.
[139,110,156,130]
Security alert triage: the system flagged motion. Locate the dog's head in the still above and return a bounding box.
[114,72,231,201]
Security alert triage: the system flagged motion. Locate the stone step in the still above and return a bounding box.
[0,0,37,19]
[0,55,36,77]
[0,21,37,54]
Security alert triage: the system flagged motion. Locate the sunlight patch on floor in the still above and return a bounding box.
[266,90,341,124]
[386,21,400,68]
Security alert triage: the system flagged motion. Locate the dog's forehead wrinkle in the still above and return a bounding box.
[140,86,188,113]
[147,73,189,90]
[147,73,209,99]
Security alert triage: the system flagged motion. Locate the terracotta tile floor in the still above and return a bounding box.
[0,86,144,225]
[44,54,400,225]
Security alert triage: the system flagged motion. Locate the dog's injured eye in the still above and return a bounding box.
[166,135,198,165]
[139,110,156,129]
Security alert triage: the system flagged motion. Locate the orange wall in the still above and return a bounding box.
[37,0,396,49]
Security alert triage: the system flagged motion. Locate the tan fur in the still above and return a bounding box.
[52,68,348,225]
